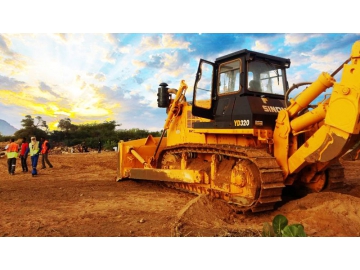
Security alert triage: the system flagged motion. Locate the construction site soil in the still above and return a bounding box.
[1,151,360,237]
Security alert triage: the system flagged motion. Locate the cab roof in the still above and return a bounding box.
[216,49,291,68]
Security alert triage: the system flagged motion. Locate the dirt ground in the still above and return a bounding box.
[1,150,360,237]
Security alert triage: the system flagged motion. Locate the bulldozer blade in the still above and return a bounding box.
[129,168,207,184]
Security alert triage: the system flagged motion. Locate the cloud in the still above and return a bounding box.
[162,51,179,67]
[0,35,28,75]
[137,51,191,77]
[136,34,192,55]
[113,91,166,130]
[132,59,146,68]
[308,52,349,74]
[311,34,360,56]
[2,58,26,73]
[0,73,116,127]
[118,45,131,54]
[162,34,191,50]
[133,75,144,84]
[136,35,161,55]
[105,33,118,45]
[251,40,273,52]
[54,33,68,43]
[289,48,348,76]
[0,89,60,116]
[0,34,13,56]
[0,75,25,91]
[70,104,110,118]
[147,54,163,68]
[39,81,62,98]
[179,33,246,59]
[80,81,86,89]
[94,73,106,82]
[152,51,196,81]
[284,34,315,45]
[39,81,51,91]
[104,51,117,64]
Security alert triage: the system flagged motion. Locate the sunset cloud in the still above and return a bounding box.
[0,33,358,131]
[136,34,192,55]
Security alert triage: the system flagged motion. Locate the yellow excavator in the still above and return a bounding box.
[117,40,360,212]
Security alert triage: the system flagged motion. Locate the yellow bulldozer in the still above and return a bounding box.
[116,40,360,212]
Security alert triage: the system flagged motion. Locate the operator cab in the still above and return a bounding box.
[192,49,291,129]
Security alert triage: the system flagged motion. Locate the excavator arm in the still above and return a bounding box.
[274,41,360,189]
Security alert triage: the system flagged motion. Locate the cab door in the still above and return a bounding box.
[192,59,216,120]
[214,59,241,126]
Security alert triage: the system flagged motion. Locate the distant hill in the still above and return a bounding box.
[0,119,18,136]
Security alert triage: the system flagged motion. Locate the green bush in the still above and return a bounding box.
[103,140,118,151]
[262,214,307,237]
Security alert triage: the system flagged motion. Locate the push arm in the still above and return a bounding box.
[274,41,360,179]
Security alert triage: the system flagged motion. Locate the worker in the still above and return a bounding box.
[29,136,41,176]
[6,138,19,175]
[82,141,89,152]
[248,80,261,92]
[19,137,29,172]
[98,138,102,153]
[40,137,53,169]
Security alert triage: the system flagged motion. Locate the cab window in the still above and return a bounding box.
[194,61,213,109]
[218,59,241,94]
[248,60,285,95]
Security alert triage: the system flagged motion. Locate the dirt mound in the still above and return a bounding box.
[173,183,360,237]
[274,191,360,236]
[174,195,261,236]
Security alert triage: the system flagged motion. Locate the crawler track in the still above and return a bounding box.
[158,144,285,212]
[325,161,345,190]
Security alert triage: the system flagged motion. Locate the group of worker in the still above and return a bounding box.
[5,136,53,177]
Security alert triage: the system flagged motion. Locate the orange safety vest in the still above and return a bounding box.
[41,140,49,154]
[6,142,19,158]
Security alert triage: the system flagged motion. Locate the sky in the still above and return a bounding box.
[1,32,358,132]
[0,1,358,133]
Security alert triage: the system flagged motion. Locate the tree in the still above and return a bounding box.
[100,120,121,131]
[58,118,74,132]
[15,115,48,140]
[21,115,34,129]
[35,116,49,132]
[21,115,48,131]
[14,127,47,140]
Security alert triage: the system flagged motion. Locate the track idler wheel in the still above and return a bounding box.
[229,159,261,206]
